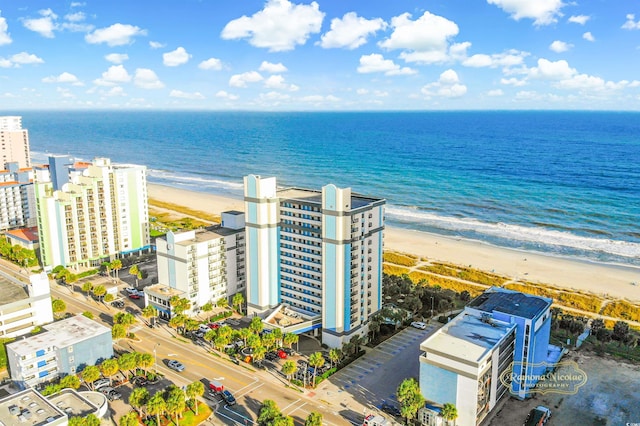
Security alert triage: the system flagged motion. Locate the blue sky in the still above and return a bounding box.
[1,0,640,110]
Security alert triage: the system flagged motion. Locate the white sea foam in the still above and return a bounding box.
[386,206,640,259]
[148,169,244,191]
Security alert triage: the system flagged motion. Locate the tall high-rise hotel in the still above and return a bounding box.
[244,175,385,348]
[0,116,30,169]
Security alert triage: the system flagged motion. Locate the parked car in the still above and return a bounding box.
[381,403,401,417]
[220,390,236,406]
[277,349,288,359]
[167,359,185,372]
[129,293,141,299]
[265,352,278,361]
[124,287,137,294]
[208,322,220,329]
[410,321,427,330]
[279,347,294,355]
[93,378,111,389]
[524,406,551,426]
[107,390,121,401]
[111,300,124,308]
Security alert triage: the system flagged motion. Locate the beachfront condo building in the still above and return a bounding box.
[244,175,385,349]
[6,315,113,389]
[0,162,37,230]
[146,211,246,318]
[0,273,53,338]
[34,156,150,270]
[0,116,31,169]
[418,287,553,426]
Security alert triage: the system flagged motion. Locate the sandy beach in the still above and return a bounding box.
[148,183,640,302]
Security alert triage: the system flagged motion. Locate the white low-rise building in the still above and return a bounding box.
[0,273,53,338]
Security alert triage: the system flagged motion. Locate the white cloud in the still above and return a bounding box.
[357,54,417,75]
[528,58,576,80]
[229,71,263,88]
[379,11,459,61]
[622,14,640,30]
[300,94,340,102]
[134,68,164,89]
[421,69,467,98]
[260,91,291,101]
[487,89,504,96]
[549,40,572,53]
[22,8,58,38]
[85,24,147,46]
[582,32,595,42]
[461,49,528,69]
[105,86,126,97]
[169,90,205,100]
[568,15,589,25]
[356,88,369,95]
[64,11,85,22]
[500,77,527,86]
[216,91,239,100]
[198,58,223,71]
[42,72,81,85]
[264,75,299,91]
[319,12,386,49]
[105,53,129,64]
[9,52,44,65]
[163,47,191,67]
[56,87,74,98]
[487,0,565,26]
[556,74,640,92]
[221,0,324,52]
[259,61,288,73]
[0,11,11,45]
[149,41,165,49]
[93,65,131,86]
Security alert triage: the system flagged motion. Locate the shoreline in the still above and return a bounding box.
[148,183,640,302]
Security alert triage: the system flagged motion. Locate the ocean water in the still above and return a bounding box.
[15,110,640,267]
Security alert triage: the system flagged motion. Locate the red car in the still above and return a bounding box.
[277,349,287,359]
[128,293,141,299]
[208,323,220,329]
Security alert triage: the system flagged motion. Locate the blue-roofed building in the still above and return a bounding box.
[418,287,553,426]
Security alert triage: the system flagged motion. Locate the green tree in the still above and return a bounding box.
[69,414,100,426]
[165,385,186,426]
[262,332,276,351]
[114,312,137,328]
[104,293,114,303]
[201,302,213,315]
[60,374,81,389]
[232,292,245,314]
[441,402,458,425]
[218,324,233,340]
[216,297,229,308]
[100,358,119,386]
[81,311,94,319]
[328,348,342,368]
[137,352,155,378]
[253,345,267,366]
[258,399,281,426]
[147,391,166,426]
[349,334,363,354]
[80,365,100,390]
[613,321,630,346]
[273,417,294,426]
[142,305,158,325]
[129,265,140,287]
[308,352,325,387]
[369,317,381,342]
[249,316,264,334]
[204,329,217,346]
[129,387,149,416]
[239,328,251,345]
[305,412,323,426]
[118,351,139,376]
[81,282,94,294]
[170,296,191,315]
[247,333,261,349]
[185,381,205,415]
[52,299,66,318]
[92,284,106,300]
[283,332,298,350]
[111,259,123,279]
[271,328,283,347]
[112,324,127,340]
[214,335,229,353]
[396,378,425,425]
[281,360,297,383]
[118,411,140,426]
[169,314,187,335]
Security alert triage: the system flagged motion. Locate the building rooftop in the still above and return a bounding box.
[421,311,515,364]
[47,389,97,419]
[0,278,29,305]
[278,187,384,209]
[144,283,184,299]
[5,227,39,243]
[7,315,111,356]
[468,287,552,320]
[0,388,65,426]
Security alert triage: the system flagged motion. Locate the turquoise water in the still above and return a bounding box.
[17,110,640,266]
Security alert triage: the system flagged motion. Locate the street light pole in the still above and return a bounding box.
[430,297,434,319]
[154,343,160,372]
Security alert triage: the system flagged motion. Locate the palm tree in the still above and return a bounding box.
[328,348,342,369]
[147,392,166,426]
[281,360,297,383]
[80,365,100,390]
[111,259,123,279]
[283,332,298,350]
[271,328,283,347]
[118,352,138,377]
[441,403,458,425]
[100,359,119,386]
[184,318,200,336]
[82,282,94,295]
[129,387,149,416]
[308,352,325,388]
[118,411,140,426]
[369,318,381,342]
[112,324,127,340]
[216,297,229,309]
[396,378,425,425]
[204,329,217,347]
[165,385,186,426]
[185,381,205,414]
[142,305,158,326]
[52,299,66,319]
[214,336,229,353]
[253,345,267,366]
[114,312,136,328]
[262,333,276,351]
[350,334,363,355]
[232,292,245,314]
[128,265,140,288]
[169,314,186,335]
[92,285,106,301]
[249,316,264,334]
[304,412,323,426]
[239,328,251,346]
[137,352,154,378]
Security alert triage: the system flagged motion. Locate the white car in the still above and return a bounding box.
[93,378,111,389]
[124,287,137,294]
[411,321,427,330]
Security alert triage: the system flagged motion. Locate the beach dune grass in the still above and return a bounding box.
[504,282,603,313]
[149,198,221,223]
[408,271,486,297]
[602,301,640,322]
[419,263,509,286]
[383,252,419,267]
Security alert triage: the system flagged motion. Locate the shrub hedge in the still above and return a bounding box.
[383,252,419,267]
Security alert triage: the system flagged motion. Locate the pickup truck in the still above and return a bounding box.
[524,406,551,426]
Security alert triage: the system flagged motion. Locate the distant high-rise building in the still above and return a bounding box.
[34,157,150,270]
[0,162,36,230]
[0,116,31,169]
[147,211,246,318]
[244,175,385,348]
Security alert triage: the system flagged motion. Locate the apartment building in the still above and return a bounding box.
[418,288,553,426]
[0,273,53,338]
[0,116,31,169]
[34,156,150,270]
[244,175,385,348]
[6,315,113,389]
[0,162,37,230]
[147,211,246,318]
